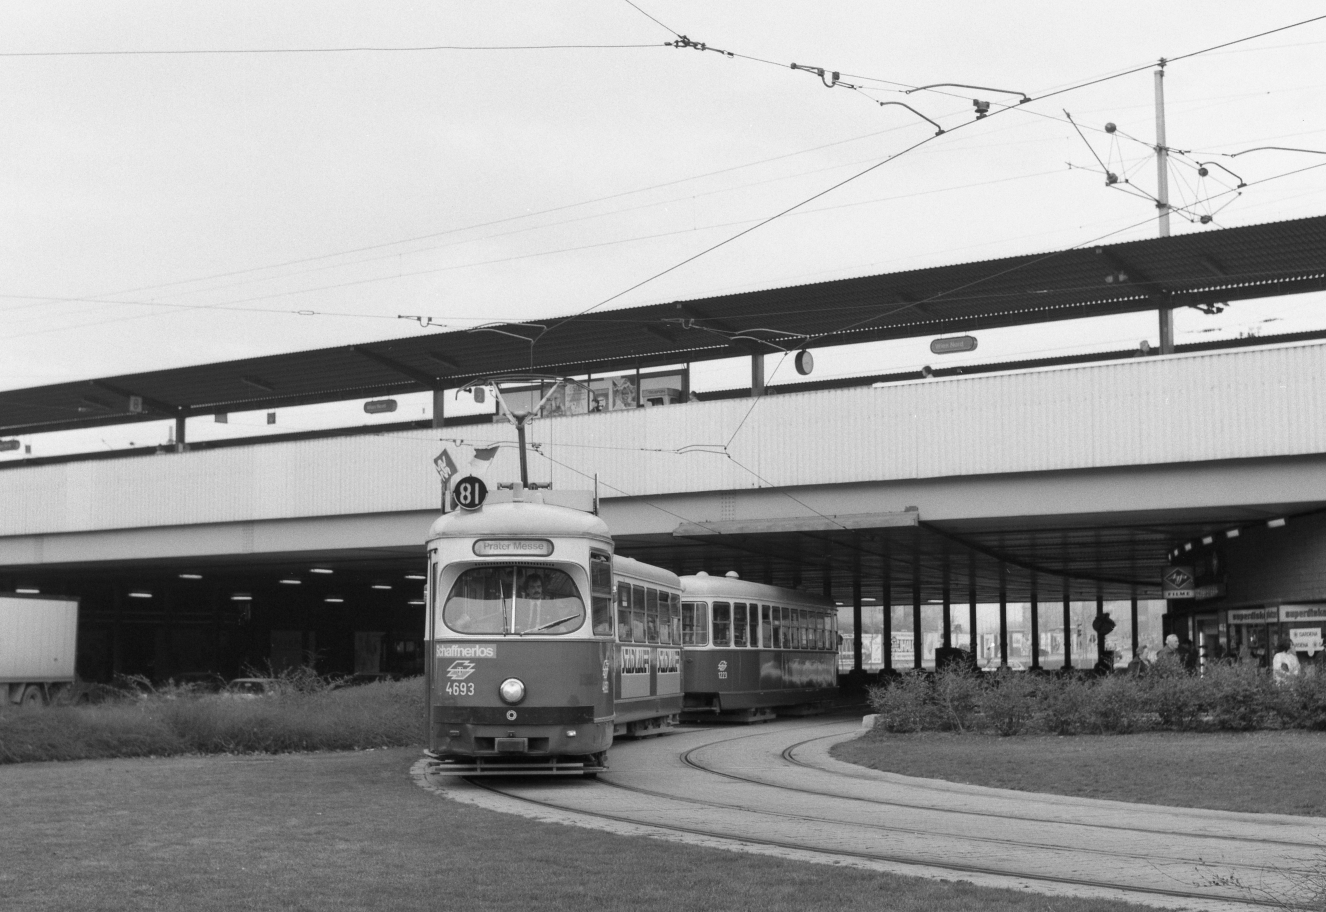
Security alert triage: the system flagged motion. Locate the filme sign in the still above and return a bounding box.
[1162,566,1195,599]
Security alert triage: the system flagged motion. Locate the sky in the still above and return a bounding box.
[3,1,1326,446]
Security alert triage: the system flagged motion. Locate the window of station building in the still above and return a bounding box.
[683,601,709,646]
[646,588,660,644]
[713,602,731,647]
[617,586,632,642]
[590,551,613,637]
[733,603,749,647]
[761,606,772,649]
[631,585,646,643]
[509,369,688,419]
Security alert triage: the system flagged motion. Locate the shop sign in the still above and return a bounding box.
[1193,584,1226,601]
[1228,607,1276,624]
[1162,566,1195,599]
[1281,605,1326,623]
[1290,628,1323,656]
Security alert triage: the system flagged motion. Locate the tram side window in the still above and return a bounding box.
[749,603,760,648]
[683,601,709,646]
[631,585,646,643]
[590,551,613,637]
[793,609,803,649]
[771,605,782,648]
[733,603,748,647]
[815,615,825,650]
[713,602,731,647]
[670,593,682,645]
[646,588,660,644]
[760,606,772,649]
[617,586,632,642]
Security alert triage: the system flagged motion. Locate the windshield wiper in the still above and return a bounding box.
[527,614,580,634]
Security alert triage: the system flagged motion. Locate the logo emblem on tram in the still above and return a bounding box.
[446,660,477,681]
[717,659,728,680]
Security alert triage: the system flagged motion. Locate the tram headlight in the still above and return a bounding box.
[498,677,526,705]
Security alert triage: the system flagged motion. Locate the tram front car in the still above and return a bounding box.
[425,491,616,773]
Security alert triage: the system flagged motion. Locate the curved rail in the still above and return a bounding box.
[440,722,1317,906]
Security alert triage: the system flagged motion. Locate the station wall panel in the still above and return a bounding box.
[2,339,1326,539]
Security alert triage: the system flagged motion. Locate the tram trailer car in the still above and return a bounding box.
[424,489,681,775]
[679,573,839,721]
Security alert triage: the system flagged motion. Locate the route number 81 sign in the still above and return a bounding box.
[453,476,488,511]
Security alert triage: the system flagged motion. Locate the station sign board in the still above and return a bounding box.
[930,335,978,355]
[363,399,398,414]
[1161,566,1195,599]
[1281,605,1326,623]
[1228,607,1277,624]
[0,439,19,452]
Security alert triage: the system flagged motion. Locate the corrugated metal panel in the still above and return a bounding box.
[3,340,1326,537]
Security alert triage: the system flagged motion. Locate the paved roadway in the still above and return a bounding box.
[416,717,1326,911]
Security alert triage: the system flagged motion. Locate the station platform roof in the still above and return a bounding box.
[4,213,1326,436]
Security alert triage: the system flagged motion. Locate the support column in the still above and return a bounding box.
[881,551,893,674]
[998,563,1008,667]
[967,552,978,665]
[174,413,187,453]
[1131,591,1140,659]
[1029,572,1041,670]
[941,553,952,650]
[851,554,863,674]
[911,542,922,670]
[751,353,765,397]
[1062,577,1073,670]
[1096,588,1106,668]
[432,388,446,430]
[112,583,124,676]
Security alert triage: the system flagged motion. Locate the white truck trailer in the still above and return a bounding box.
[1,593,79,706]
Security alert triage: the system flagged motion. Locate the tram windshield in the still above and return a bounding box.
[443,565,586,635]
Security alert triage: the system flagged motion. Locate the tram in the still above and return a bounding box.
[424,483,681,775]
[679,572,839,721]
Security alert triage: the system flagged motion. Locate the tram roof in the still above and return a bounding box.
[427,500,611,543]
[5,213,1326,436]
[679,572,838,610]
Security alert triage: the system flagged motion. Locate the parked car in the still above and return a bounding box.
[223,677,279,698]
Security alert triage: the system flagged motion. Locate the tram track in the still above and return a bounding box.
[683,724,1324,850]
[441,721,1321,908]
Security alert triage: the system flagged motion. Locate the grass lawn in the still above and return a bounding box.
[832,730,1326,816]
[0,748,1158,912]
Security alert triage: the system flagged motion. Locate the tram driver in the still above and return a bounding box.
[515,570,583,634]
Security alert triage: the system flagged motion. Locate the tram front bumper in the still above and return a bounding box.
[433,721,612,758]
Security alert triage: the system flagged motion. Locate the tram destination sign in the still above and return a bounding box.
[453,475,488,511]
[473,539,554,557]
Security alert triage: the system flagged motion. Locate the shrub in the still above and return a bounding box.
[0,676,425,764]
[867,673,935,733]
[932,666,982,732]
[979,670,1037,736]
[1037,674,1092,735]
[1142,669,1206,731]
[1272,669,1326,730]
[1204,663,1275,731]
[1083,674,1145,734]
